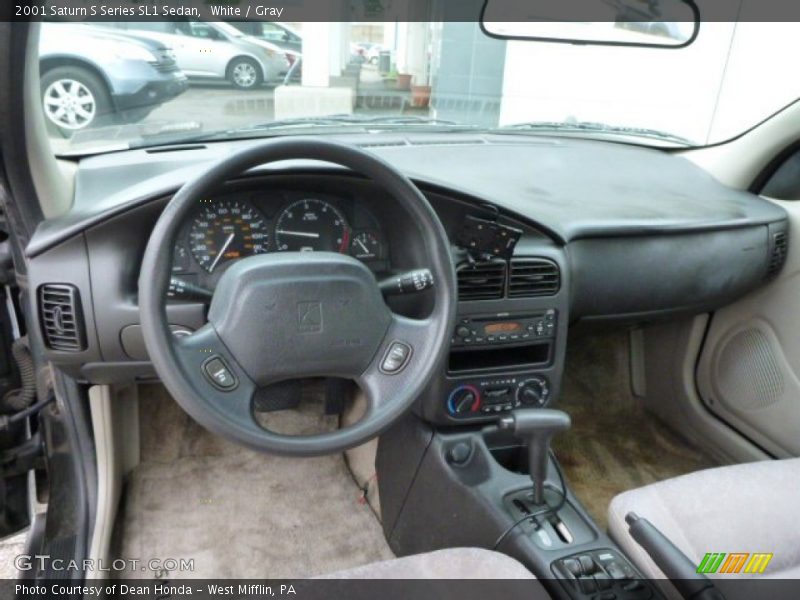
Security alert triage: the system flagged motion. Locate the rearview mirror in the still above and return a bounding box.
[481,0,699,48]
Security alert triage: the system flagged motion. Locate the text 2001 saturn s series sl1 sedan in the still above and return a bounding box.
[0,2,799,599]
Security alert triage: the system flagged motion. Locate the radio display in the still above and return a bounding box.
[484,322,522,334]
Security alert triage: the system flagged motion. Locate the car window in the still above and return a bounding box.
[126,22,172,34]
[189,23,215,39]
[262,24,290,42]
[174,22,217,39]
[35,11,800,156]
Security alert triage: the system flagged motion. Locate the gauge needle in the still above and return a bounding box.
[209,233,235,272]
[356,238,370,253]
[277,230,320,239]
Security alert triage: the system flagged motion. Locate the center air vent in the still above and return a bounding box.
[508,258,560,298]
[457,261,506,300]
[39,284,86,352]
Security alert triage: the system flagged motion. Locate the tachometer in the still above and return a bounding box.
[274,198,350,253]
[189,199,270,273]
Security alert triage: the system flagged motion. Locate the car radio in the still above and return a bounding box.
[450,310,557,348]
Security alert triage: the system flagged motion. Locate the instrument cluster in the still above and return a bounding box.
[169,190,387,300]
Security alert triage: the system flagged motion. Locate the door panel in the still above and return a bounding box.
[0,221,30,537]
[697,199,799,456]
[172,22,227,78]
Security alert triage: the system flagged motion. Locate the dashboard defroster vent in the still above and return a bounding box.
[508,258,560,297]
[39,284,86,352]
[457,261,506,300]
[767,231,788,278]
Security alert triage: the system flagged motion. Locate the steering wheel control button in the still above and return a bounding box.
[380,342,412,374]
[203,356,238,390]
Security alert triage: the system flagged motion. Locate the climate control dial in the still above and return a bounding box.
[447,385,482,416]
[516,376,550,407]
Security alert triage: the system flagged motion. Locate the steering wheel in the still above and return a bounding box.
[139,138,456,456]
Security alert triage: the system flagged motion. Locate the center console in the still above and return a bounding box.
[421,300,566,424]
[377,416,662,600]
[419,244,569,425]
[381,223,658,598]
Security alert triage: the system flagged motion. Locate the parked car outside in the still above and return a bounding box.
[38,24,188,135]
[103,21,291,89]
[230,21,303,53]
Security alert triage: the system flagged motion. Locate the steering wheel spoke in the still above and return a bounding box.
[171,324,260,433]
[173,325,245,392]
[358,314,435,413]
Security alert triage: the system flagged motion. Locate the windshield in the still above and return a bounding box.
[37,18,800,155]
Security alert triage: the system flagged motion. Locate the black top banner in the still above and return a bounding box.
[2,0,800,23]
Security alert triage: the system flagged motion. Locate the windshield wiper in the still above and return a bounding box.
[495,120,694,145]
[128,114,473,149]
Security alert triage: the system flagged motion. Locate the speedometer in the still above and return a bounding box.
[274,198,350,253]
[189,199,270,273]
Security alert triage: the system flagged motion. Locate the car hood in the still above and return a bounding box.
[40,24,170,53]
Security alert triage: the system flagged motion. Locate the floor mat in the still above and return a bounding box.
[112,385,394,579]
[552,331,719,529]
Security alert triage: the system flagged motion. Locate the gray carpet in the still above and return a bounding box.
[112,385,394,579]
[553,331,719,529]
[0,531,27,578]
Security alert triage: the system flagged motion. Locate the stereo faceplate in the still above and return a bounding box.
[451,309,557,348]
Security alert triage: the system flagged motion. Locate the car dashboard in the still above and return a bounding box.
[25,133,790,426]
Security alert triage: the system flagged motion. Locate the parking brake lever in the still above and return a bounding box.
[626,512,726,600]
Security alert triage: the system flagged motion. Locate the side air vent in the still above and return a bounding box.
[457,261,506,300]
[508,258,560,298]
[39,284,86,352]
[767,231,788,278]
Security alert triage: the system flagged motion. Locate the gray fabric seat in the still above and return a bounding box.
[608,458,800,584]
[319,547,542,580]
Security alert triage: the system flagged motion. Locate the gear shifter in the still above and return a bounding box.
[498,409,571,505]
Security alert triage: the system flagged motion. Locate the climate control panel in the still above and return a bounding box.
[446,375,551,418]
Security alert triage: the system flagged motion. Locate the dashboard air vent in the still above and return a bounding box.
[508,258,560,297]
[39,284,86,352]
[457,261,506,300]
[767,231,788,278]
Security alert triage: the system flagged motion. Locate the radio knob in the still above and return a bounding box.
[456,325,472,338]
[516,377,550,407]
[447,385,481,416]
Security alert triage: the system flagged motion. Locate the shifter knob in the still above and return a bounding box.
[498,409,571,505]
